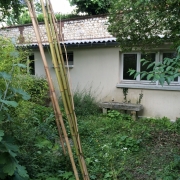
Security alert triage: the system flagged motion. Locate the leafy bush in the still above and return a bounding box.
[78,112,180,179]
[0,37,30,179]
[17,12,82,25]
[7,101,74,179]
[72,88,100,116]
[17,75,50,106]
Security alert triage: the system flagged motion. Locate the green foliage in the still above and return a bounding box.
[16,11,82,25]
[78,111,180,179]
[72,88,100,116]
[0,37,29,179]
[7,101,73,179]
[17,75,50,105]
[0,134,29,179]
[129,47,180,86]
[69,0,111,15]
[0,0,24,23]
[107,110,120,119]
[108,0,180,50]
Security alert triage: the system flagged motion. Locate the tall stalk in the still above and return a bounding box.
[25,1,79,179]
[46,0,89,179]
[40,0,89,179]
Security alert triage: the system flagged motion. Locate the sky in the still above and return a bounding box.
[50,0,76,14]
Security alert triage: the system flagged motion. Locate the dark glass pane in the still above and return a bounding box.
[140,53,155,80]
[29,55,35,75]
[163,53,178,81]
[123,54,137,80]
[163,53,176,59]
[63,53,73,65]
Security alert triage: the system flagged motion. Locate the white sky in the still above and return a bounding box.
[50,0,76,14]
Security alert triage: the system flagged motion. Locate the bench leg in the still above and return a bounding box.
[131,111,136,120]
[102,108,107,114]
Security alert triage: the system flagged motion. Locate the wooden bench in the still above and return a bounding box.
[100,102,143,120]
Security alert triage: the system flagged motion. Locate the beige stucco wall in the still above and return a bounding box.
[33,47,180,121]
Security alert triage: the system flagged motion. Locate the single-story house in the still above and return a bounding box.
[1,14,180,120]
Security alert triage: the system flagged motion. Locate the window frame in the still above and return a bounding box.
[63,52,74,68]
[118,51,180,91]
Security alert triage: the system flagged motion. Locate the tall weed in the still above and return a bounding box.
[59,87,100,117]
[73,88,100,116]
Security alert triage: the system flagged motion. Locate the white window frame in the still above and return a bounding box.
[117,51,180,91]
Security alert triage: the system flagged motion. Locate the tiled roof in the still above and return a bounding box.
[18,38,118,47]
[0,15,116,46]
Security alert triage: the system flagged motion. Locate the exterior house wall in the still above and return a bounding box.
[34,47,180,121]
[1,15,180,120]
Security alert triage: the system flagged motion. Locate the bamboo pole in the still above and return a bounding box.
[28,0,67,155]
[44,1,89,179]
[41,0,83,174]
[25,1,79,179]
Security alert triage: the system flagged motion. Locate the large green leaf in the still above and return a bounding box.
[0,72,11,81]
[3,160,16,176]
[10,51,19,58]
[2,136,19,155]
[0,99,18,107]
[13,172,29,180]
[13,63,27,69]
[16,164,29,178]
[11,88,30,100]
[147,74,154,80]
[159,77,165,86]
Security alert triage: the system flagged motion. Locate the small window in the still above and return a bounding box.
[63,52,73,66]
[28,54,35,75]
[123,54,137,80]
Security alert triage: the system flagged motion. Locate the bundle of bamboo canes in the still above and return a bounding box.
[25,0,89,179]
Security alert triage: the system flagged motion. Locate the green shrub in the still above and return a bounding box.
[9,101,73,178]
[17,75,50,106]
[72,88,100,116]
[77,114,180,179]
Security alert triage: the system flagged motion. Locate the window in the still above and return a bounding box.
[118,51,180,90]
[162,52,178,82]
[63,52,73,67]
[28,54,35,75]
[122,53,156,81]
[123,54,137,80]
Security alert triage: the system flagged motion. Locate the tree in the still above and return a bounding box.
[69,0,111,15]
[0,0,26,23]
[108,0,180,86]
[108,0,180,51]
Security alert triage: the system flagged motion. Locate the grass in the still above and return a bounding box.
[77,111,180,179]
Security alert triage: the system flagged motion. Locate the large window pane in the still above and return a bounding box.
[140,53,156,80]
[163,53,177,81]
[123,54,137,80]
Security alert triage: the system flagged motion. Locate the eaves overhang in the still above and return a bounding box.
[17,38,118,49]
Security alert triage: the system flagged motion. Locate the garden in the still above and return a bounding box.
[0,37,180,180]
